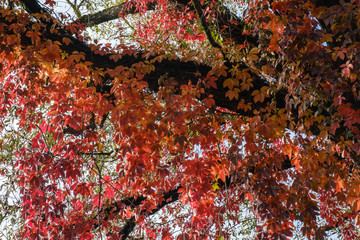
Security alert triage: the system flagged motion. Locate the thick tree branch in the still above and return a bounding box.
[110,158,293,238]
[119,217,136,239]
[314,0,341,7]
[16,0,358,159]
[191,0,222,49]
[78,3,126,27]
[101,186,181,238]
[76,0,187,27]
[12,0,275,119]
[74,0,257,45]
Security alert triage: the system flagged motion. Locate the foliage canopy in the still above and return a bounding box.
[1,0,360,239]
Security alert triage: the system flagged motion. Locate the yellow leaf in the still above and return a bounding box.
[248,47,260,61]
[248,54,259,62]
[249,47,260,55]
[212,183,220,192]
[97,142,104,151]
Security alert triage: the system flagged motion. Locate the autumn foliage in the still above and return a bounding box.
[1,0,360,239]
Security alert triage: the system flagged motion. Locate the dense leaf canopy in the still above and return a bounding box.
[1,0,360,239]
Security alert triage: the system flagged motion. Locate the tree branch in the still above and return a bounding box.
[15,0,358,162]
[76,0,188,27]
[74,0,257,45]
[77,0,180,24]
[191,0,222,49]
[10,0,274,119]
[77,2,156,27]
[79,4,124,27]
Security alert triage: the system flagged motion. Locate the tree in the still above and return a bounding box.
[1,0,360,239]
